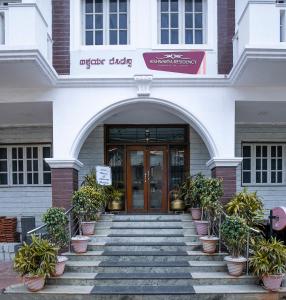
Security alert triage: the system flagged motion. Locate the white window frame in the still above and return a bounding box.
[241,143,286,186]
[82,0,130,46]
[280,10,286,42]
[0,144,52,187]
[157,0,207,45]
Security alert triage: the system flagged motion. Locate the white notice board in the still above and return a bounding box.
[96,166,112,186]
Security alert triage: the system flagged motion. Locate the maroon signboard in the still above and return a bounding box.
[143,51,206,75]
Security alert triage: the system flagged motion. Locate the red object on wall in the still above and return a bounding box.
[143,51,205,74]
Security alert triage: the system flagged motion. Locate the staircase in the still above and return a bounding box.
[5,214,286,299]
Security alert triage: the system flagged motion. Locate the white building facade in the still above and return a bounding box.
[0,0,286,227]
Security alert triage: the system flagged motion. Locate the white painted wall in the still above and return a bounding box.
[0,126,52,231]
[236,124,286,211]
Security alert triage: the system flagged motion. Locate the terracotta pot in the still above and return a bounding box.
[81,221,96,236]
[200,236,219,254]
[191,208,202,220]
[23,275,45,292]
[194,220,208,235]
[71,236,90,253]
[262,274,284,291]
[224,256,247,276]
[52,256,68,277]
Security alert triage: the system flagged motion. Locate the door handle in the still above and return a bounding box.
[144,172,147,183]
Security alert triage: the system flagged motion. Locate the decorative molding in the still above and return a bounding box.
[134,75,153,96]
[45,158,84,171]
[206,157,243,170]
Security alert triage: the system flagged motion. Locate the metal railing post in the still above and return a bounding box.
[246,230,250,275]
[218,213,222,253]
[68,212,72,253]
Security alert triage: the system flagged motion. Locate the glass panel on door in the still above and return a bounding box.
[130,151,145,209]
[149,150,163,209]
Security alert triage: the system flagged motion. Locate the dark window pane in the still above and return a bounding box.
[271,172,276,183]
[12,161,17,171]
[18,160,23,172]
[119,14,127,28]
[195,30,203,43]
[171,29,178,44]
[13,173,17,184]
[171,13,178,28]
[243,158,251,170]
[171,0,178,11]
[18,148,23,159]
[95,31,103,44]
[110,0,117,12]
[110,14,117,29]
[185,0,193,12]
[12,148,17,159]
[33,147,38,158]
[185,13,193,28]
[0,161,7,172]
[0,148,7,159]
[256,172,261,183]
[161,29,169,43]
[262,172,267,183]
[271,146,276,157]
[278,146,282,157]
[19,173,23,184]
[243,172,251,184]
[119,30,127,44]
[27,173,32,184]
[95,15,103,28]
[262,159,267,170]
[44,173,51,185]
[33,160,38,171]
[271,159,276,170]
[161,0,168,12]
[119,0,127,12]
[243,146,251,157]
[195,13,202,28]
[256,146,261,157]
[86,31,93,45]
[195,0,202,11]
[185,30,193,43]
[161,13,169,28]
[86,15,93,29]
[110,30,118,44]
[85,0,93,13]
[26,147,32,159]
[277,171,282,183]
[43,161,50,172]
[33,173,38,184]
[0,174,7,185]
[27,160,32,172]
[43,147,51,158]
[278,159,282,170]
[256,159,261,170]
[262,146,267,157]
[95,0,103,12]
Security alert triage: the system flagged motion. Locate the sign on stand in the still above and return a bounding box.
[95,166,112,186]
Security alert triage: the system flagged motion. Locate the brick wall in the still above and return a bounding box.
[51,168,78,209]
[217,0,235,74]
[52,0,70,75]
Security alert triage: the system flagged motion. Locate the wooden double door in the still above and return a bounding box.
[126,146,168,213]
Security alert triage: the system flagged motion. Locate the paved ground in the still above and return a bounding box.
[0,262,20,292]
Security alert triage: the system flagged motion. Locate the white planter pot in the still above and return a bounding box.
[224,256,247,277]
[71,236,90,253]
[199,236,219,254]
[81,221,96,236]
[52,256,68,277]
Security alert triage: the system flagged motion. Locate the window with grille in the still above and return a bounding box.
[84,0,129,45]
[242,144,284,185]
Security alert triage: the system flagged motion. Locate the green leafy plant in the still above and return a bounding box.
[42,207,69,249]
[226,188,264,228]
[14,235,57,277]
[221,216,249,257]
[249,237,286,276]
[72,186,104,222]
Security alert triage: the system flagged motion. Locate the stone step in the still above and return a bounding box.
[95,221,195,228]
[101,214,192,221]
[87,241,201,251]
[5,283,286,299]
[47,272,257,286]
[94,228,197,235]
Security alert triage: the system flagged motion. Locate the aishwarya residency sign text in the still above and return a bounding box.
[143,51,206,75]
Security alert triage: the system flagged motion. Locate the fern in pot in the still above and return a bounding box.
[249,237,286,291]
[14,235,57,292]
[221,216,249,276]
[199,177,223,253]
[42,207,69,277]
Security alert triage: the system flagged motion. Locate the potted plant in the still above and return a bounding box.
[72,185,103,237]
[249,237,286,291]
[170,186,185,211]
[199,177,223,253]
[221,216,248,276]
[42,207,69,276]
[14,235,57,292]
[107,186,124,211]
